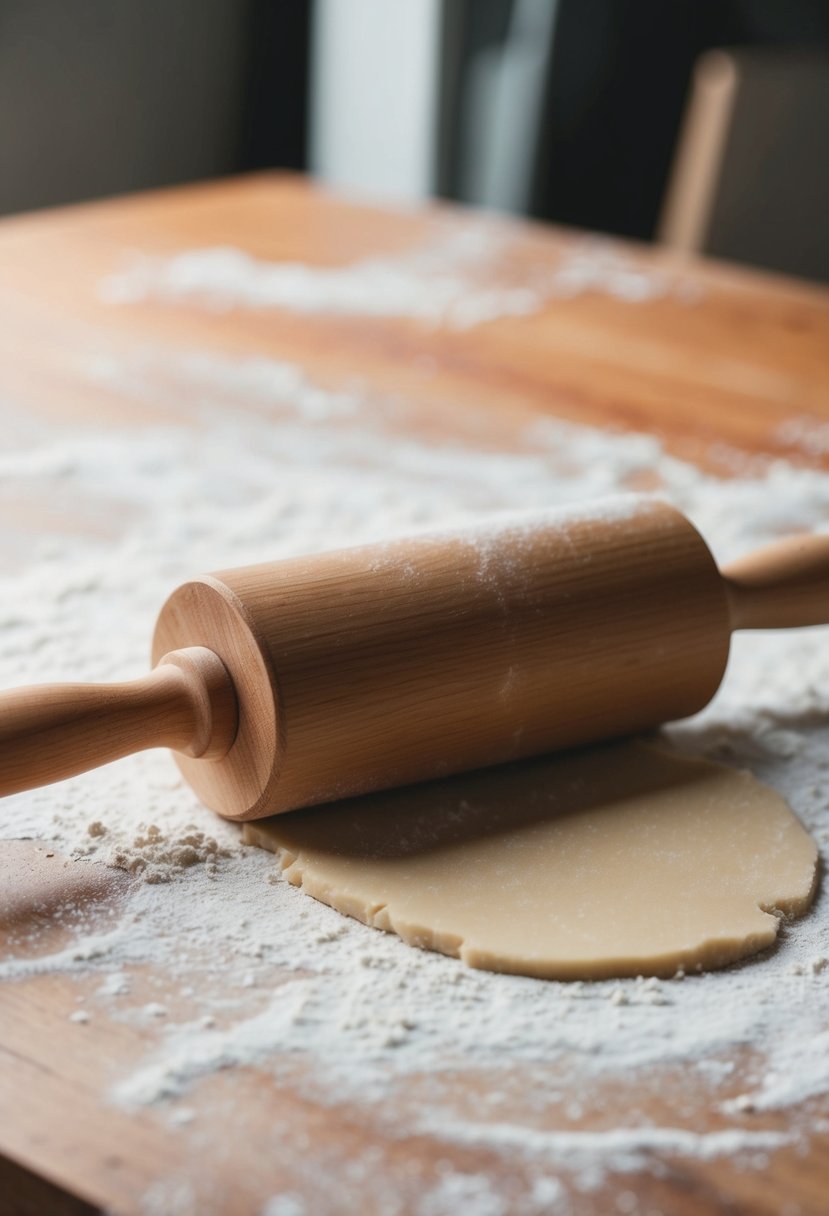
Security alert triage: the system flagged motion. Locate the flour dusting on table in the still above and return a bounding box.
[100,226,700,327]
[2,339,829,1213]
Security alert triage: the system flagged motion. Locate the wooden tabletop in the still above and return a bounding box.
[1,174,829,1215]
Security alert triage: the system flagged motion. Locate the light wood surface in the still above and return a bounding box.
[1,175,829,1214]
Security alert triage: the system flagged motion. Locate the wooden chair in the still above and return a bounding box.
[658,48,829,284]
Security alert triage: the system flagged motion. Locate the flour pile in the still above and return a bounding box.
[2,329,829,1212]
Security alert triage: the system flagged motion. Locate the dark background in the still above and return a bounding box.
[1,0,827,269]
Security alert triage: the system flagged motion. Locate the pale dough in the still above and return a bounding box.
[243,741,818,980]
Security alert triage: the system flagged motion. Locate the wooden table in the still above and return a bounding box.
[1,175,828,1215]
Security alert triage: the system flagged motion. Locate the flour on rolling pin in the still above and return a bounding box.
[3,371,829,1197]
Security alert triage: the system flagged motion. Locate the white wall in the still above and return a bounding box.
[310,0,443,203]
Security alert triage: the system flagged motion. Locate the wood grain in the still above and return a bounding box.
[1,174,829,1215]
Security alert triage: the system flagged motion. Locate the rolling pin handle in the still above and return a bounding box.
[0,647,238,798]
[722,532,829,630]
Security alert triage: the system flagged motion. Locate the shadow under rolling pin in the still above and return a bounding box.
[1,496,828,821]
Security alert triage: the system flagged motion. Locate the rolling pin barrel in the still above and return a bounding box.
[152,498,732,820]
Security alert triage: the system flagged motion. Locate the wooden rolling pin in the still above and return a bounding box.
[1,497,828,821]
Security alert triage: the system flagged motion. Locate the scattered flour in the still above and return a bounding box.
[1,252,828,1211]
[777,414,829,458]
[99,228,700,327]
[417,1120,792,1185]
[414,1170,514,1216]
[261,1195,308,1216]
[97,971,130,998]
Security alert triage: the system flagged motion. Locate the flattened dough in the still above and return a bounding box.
[243,741,818,980]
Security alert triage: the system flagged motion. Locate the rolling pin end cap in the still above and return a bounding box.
[156,647,239,761]
[152,576,280,820]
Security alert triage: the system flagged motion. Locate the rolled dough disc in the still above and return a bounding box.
[243,741,818,980]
